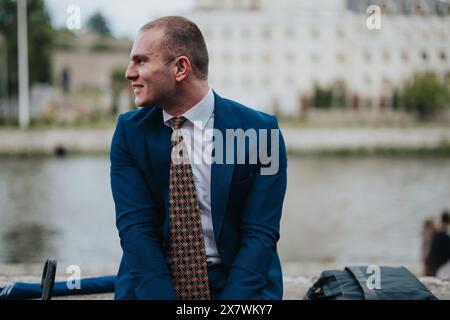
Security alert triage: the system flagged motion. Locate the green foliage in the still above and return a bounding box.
[111,66,128,115]
[53,28,76,50]
[312,81,348,109]
[331,80,347,108]
[401,72,450,120]
[391,89,401,110]
[312,85,333,109]
[111,67,127,85]
[0,0,54,96]
[86,12,111,37]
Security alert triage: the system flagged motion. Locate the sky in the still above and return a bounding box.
[44,0,196,39]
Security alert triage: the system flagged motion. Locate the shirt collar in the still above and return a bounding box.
[163,87,214,130]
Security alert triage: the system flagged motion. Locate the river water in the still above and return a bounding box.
[0,155,449,268]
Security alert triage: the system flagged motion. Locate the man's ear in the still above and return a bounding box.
[174,56,190,82]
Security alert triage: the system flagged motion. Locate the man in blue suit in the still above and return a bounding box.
[110,16,287,300]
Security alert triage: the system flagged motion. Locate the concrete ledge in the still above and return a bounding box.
[1,127,450,155]
[1,264,449,300]
[1,275,449,300]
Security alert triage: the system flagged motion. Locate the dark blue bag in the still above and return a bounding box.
[304,266,438,300]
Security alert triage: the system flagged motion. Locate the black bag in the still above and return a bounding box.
[304,266,438,300]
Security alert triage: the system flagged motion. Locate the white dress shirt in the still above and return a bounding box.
[163,87,222,265]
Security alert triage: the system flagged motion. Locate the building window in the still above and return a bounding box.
[261,27,271,40]
[412,1,430,15]
[241,27,251,39]
[379,1,396,14]
[404,31,412,41]
[285,52,296,62]
[401,50,409,62]
[336,52,346,63]
[234,0,243,9]
[363,51,372,62]
[382,76,391,88]
[285,76,295,86]
[250,0,260,10]
[310,28,320,39]
[421,29,430,41]
[261,52,271,64]
[440,51,447,61]
[382,50,390,62]
[241,52,251,63]
[285,27,295,39]
[311,53,321,63]
[336,28,345,39]
[421,51,428,61]
[261,76,271,86]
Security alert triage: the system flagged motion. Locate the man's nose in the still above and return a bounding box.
[125,63,138,81]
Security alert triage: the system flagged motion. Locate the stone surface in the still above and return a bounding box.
[1,273,449,300]
[1,263,449,300]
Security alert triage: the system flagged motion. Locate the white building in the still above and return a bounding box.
[185,0,450,116]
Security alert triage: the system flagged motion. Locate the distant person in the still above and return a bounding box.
[421,218,436,276]
[61,67,70,94]
[425,209,450,277]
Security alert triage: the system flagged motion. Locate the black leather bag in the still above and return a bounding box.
[304,266,438,300]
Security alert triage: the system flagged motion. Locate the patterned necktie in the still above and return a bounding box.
[168,116,211,300]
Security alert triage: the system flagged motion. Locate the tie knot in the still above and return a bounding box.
[171,116,186,130]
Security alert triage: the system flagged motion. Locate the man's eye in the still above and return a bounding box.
[137,59,145,65]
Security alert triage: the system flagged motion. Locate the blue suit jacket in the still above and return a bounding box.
[110,92,287,300]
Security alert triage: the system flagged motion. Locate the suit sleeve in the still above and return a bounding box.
[219,116,288,300]
[110,114,176,299]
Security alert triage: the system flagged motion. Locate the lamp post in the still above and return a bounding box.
[0,33,8,108]
[17,0,30,129]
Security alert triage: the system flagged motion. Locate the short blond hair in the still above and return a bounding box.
[140,16,209,80]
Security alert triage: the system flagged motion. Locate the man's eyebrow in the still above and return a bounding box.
[130,54,151,61]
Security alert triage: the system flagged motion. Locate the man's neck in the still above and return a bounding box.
[163,83,209,117]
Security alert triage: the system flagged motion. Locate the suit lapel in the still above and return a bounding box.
[211,92,240,243]
[144,108,172,240]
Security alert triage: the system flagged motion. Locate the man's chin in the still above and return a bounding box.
[134,98,148,107]
[135,97,163,108]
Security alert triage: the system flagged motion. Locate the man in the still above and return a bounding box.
[426,209,450,277]
[421,219,436,276]
[110,16,287,300]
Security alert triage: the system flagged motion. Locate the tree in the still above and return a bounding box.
[111,66,129,115]
[0,0,54,96]
[331,80,347,108]
[312,85,333,109]
[402,72,450,120]
[391,89,401,110]
[86,11,111,37]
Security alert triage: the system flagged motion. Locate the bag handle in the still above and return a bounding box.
[41,258,57,300]
[345,266,379,300]
[304,275,341,300]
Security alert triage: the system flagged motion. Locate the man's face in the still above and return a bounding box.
[125,28,175,107]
